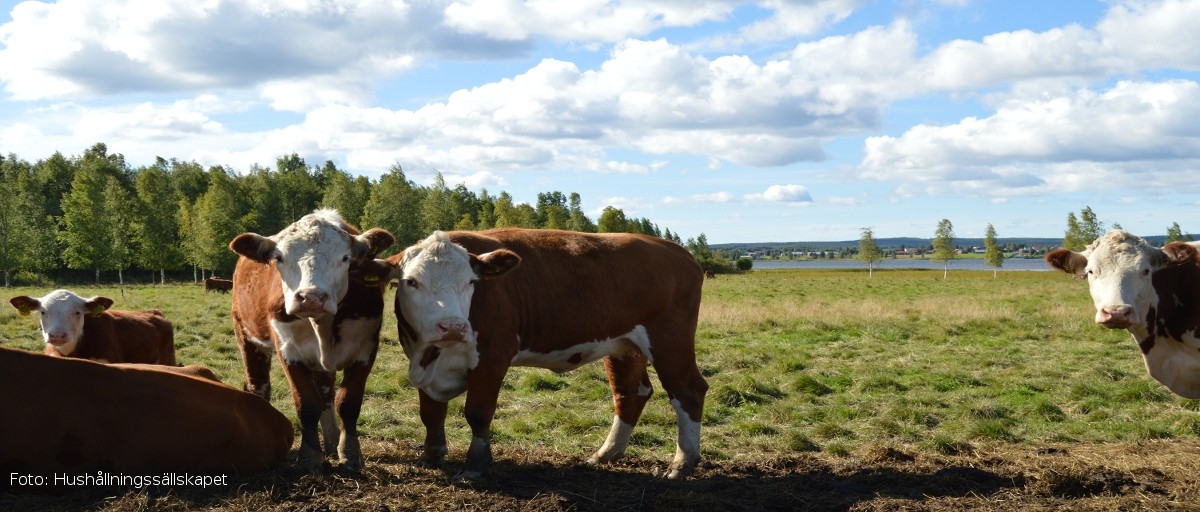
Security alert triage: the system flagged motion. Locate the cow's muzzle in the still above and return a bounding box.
[291,289,333,317]
[430,320,471,347]
[1096,305,1134,329]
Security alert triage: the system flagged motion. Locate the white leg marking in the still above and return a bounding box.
[669,398,701,479]
[589,416,634,464]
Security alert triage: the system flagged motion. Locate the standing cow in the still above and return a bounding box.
[229,209,394,471]
[9,289,175,365]
[1047,230,1200,397]
[386,229,708,479]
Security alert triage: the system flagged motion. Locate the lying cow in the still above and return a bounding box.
[205,276,234,293]
[9,289,175,365]
[1047,230,1200,397]
[386,229,708,479]
[0,347,292,474]
[230,208,394,471]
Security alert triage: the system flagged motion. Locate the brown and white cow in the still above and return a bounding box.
[0,346,292,474]
[385,229,708,479]
[205,276,234,293]
[8,289,175,365]
[1047,230,1200,397]
[229,209,394,471]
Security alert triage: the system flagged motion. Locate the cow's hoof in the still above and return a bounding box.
[664,463,695,480]
[420,446,447,468]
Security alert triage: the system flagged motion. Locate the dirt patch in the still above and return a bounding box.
[5,438,1200,511]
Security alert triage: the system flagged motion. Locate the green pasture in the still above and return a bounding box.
[1,269,1188,466]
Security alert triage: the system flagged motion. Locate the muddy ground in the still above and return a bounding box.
[5,438,1200,511]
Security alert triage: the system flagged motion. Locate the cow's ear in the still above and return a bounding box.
[1162,242,1199,265]
[1046,248,1088,277]
[9,296,39,316]
[353,228,396,261]
[472,249,521,280]
[86,297,113,317]
[230,233,276,264]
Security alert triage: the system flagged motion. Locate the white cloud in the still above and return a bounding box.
[744,184,812,203]
[691,191,733,203]
[860,80,1200,196]
[443,0,734,44]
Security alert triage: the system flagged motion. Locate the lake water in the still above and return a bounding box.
[752,257,1052,271]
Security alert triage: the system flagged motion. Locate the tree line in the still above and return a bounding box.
[0,143,691,287]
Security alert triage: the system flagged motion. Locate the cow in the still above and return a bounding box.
[205,276,234,293]
[1046,230,1200,397]
[385,229,708,480]
[8,289,175,365]
[112,363,222,383]
[705,270,717,279]
[229,208,394,471]
[0,347,292,475]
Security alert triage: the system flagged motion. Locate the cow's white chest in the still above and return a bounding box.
[409,340,479,403]
[273,317,378,371]
[511,325,653,372]
[1141,331,1200,399]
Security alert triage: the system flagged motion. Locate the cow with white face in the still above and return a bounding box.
[387,229,708,480]
[230,209,394,471]
[9,289,174,365]
[1047,230,1200,397]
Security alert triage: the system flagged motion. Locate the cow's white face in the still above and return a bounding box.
[392,232,521,347]
[231,209,394,319]
[9,289,112,356]
[1047,230,1169,329]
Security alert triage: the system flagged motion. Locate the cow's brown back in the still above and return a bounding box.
[450,228,703,354]
[0,348,292,474]
[60,309,176,365]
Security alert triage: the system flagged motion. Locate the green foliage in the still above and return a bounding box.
[736,256,753,271]
[984,223,1003,271]
[857,227,883,273]
[1064,206,1104,251]
[1,145,682,285]
[931,219,956,278]
[1167,222,1194,243]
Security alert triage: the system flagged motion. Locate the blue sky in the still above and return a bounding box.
[1,0,1198,244]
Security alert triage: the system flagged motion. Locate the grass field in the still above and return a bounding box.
[4,268,1200,510]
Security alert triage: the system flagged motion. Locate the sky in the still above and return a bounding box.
[0,0,1198,244]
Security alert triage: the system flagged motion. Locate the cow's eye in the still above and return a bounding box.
[272,253,283,264]
[341,254,350,263]
[405,279,419,289]
[1142,268,1151,277]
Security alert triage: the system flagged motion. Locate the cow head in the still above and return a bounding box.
[389,231,520,347]
[9,289,113,356]
[1046,230,1199,329]
[230,209,394,319]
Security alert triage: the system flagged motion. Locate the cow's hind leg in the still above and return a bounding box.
[315,371,339,461]
[588,351,653,465]
[335,361,374,469]
[649,336,707,479]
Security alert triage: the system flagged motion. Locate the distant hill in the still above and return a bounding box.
[711,236,1171,253]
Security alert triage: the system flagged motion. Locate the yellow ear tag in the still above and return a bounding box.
[17,304,31,316]
[89,304,105,317]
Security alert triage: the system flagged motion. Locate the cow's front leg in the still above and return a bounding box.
[417,389,448,468]
[283,361,327,472]
[335,361,374,469]
[460,366,507,480]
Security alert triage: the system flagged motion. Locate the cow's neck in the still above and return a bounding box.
[1132,262,1200,398]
